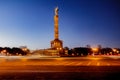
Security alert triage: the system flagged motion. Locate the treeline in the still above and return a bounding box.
[64,47,120,56]
[0,47,29,56]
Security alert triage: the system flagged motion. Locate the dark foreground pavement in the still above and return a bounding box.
[1,72,120,80]
[0,66,120,80]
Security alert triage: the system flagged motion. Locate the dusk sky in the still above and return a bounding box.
[0,0,120,49]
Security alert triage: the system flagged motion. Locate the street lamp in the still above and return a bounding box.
[92,48,98,56]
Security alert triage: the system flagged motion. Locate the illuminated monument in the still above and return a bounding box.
[51,7,63,50]
[32,7,64,56]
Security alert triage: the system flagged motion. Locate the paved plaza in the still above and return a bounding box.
[0,55,120,80]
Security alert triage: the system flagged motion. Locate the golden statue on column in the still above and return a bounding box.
[55,7,58,15]
[51,7,63,51]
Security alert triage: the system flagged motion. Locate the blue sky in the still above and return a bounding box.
[0,0,120,49]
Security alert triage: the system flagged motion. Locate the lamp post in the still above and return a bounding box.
[92,48,98,56]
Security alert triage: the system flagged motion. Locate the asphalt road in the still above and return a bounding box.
[0,55,120,80]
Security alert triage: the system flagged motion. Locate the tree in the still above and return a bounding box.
[97,45,102,54]
[64,47,69,50]
[11,47,26,55]
[101,48,113,55]
[86,44,91,48]
[72,47,91,56]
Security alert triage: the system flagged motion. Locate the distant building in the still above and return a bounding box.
[20,46,28,51]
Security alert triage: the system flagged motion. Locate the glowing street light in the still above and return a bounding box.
[112,48,117,52]
[92,48,98,56]
[92,48,98,52]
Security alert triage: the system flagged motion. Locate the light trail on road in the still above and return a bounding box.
[0,56,120,80]
[0,56,120,67]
